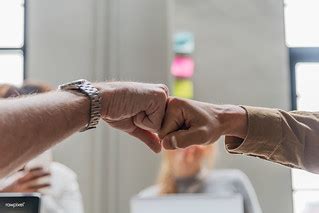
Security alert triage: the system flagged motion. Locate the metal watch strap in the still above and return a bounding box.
[59,79,102,132]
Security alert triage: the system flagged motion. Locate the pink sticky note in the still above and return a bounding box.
[171,56,194,78]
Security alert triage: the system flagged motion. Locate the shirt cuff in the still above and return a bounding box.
[225,106,283,159]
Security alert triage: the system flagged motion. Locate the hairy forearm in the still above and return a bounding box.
[0,81,168,177]
[0,91,89,178]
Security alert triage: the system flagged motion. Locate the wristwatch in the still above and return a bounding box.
[58,79,102,132]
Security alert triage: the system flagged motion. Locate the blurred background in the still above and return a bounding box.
[1,0,319,212]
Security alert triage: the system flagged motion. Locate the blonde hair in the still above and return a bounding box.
[157,144,217,195]
[0,84,19,98]
[0,81,53,98]
[19,81,54,95]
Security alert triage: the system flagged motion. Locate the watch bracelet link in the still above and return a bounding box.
[59,79,102,132]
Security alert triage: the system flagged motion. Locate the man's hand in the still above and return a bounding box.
[1,168,50,193]
[96,82,169,153]
[158,97,248,150]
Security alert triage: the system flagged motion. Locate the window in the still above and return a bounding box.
[0,0,26,85]
[291,62,319,213]
[285,1,319,213]
[285,0,319,47]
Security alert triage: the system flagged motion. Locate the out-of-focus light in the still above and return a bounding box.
[285,0,319,47]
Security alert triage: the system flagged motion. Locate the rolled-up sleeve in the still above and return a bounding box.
[225,106,319,174]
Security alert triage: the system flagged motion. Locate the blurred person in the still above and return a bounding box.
[0,80,168,178]
[0,83,84,213]
[0,151,84,213]
[138,144,262,213]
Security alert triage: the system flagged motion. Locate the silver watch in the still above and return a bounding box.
[59,79,102,132]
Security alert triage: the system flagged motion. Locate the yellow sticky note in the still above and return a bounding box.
[172,79,193,99]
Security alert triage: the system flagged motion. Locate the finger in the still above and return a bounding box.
[25,176,49,188]
[28,167,43,172]
[19,170,51,184]
[162,127,210,150]
[157,84,169,97]
[106,118,161,153]
[134,107,166,132]
[135,88,168,131]
[129,127,162,153]
[106,118,136,132]
[28,183,51,192]
[158,102,183,139]
[134,111,155,132]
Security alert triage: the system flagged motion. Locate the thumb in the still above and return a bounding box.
[162,128,207,150]
[162,129,198,150]
[129,127,162,153]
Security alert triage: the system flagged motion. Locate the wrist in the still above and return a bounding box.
[215,105,248,139]
[93,82,114,119]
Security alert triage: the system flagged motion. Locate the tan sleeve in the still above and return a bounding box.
[225,106,319,174]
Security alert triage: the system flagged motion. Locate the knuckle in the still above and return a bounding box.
[157,84,169,94]
[152,84,169,100]
[168,97,181,107]
[157,89,168,101]
[169,97,188,108]
[150,89,167,103]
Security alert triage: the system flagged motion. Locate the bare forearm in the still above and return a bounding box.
[0,91,89,177]
[0,81,168,177]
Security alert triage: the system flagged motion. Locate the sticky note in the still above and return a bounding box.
[172,79,194,99]
[171,56,194,78]
[174,32,195,54]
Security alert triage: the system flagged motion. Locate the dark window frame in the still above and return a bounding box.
[0,0,27,79]
[290,47,319,110]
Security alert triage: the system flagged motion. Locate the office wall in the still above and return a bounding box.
[173,0,292,213]
[27,0,291,213]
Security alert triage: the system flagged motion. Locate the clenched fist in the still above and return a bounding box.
[96,82,169,153]
[158,97,247,150]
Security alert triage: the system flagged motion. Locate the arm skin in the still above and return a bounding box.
[159,97,319,174]
[0,91,91,178]
[159,97,248,149]
[0,82,168,178]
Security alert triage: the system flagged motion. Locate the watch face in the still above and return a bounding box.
[0,194,40,213]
